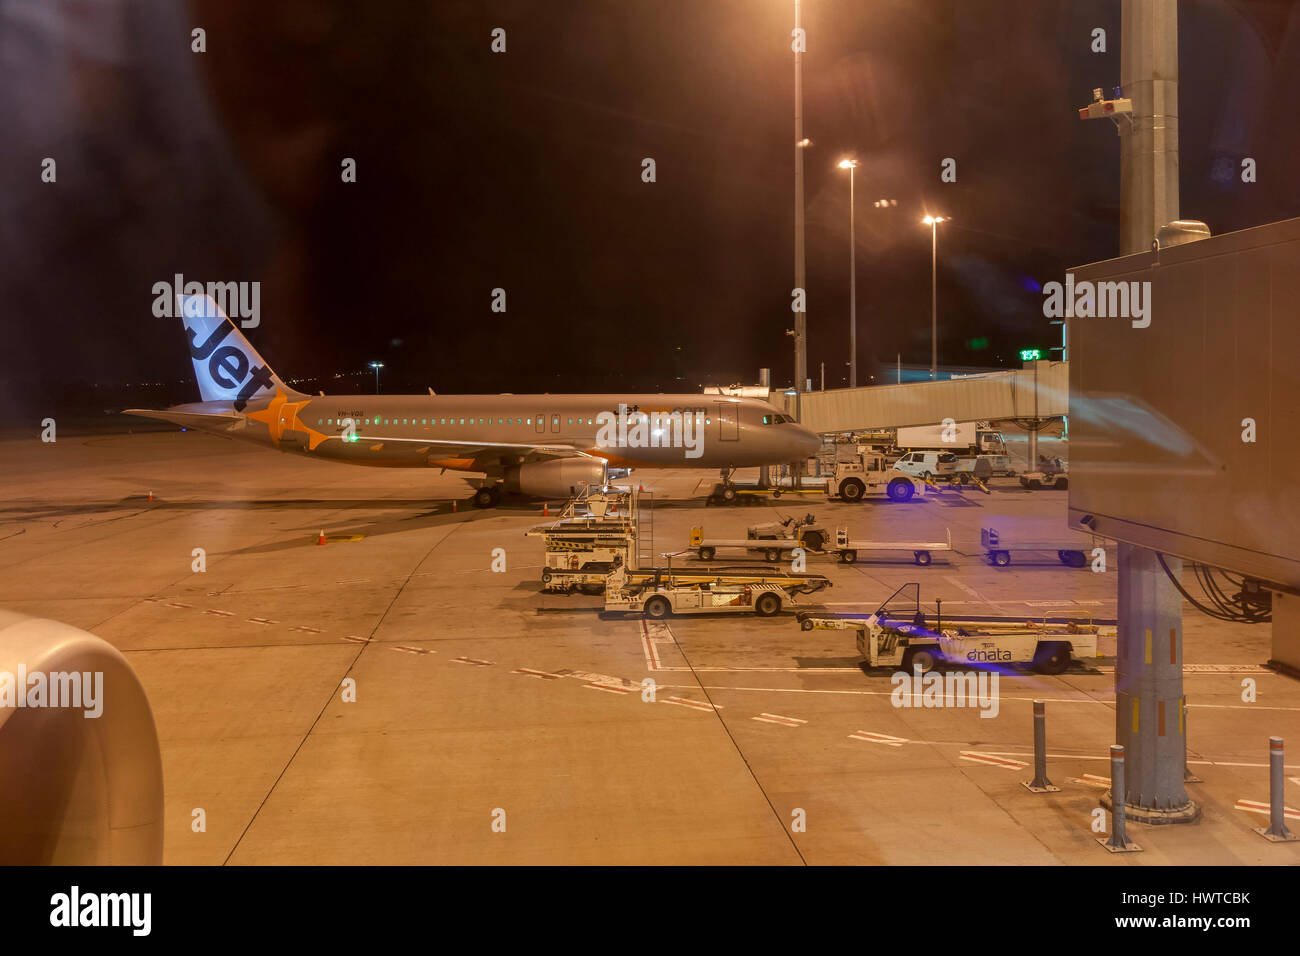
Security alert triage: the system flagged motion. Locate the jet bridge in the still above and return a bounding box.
[788,361,1068,435]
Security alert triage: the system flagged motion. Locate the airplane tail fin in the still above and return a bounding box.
[177,294,298,408]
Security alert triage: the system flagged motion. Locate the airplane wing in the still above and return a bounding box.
[124,408,596,460]
[337,433,596,459]
[123,408,244,430]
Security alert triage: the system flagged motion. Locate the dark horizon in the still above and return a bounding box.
[4,0,1299,419]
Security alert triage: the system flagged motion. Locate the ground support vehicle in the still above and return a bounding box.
[825,451,927,503]
[525,485,651,592]
[603,560,831,618]
[1020,456,1068,489]
[795,583,1100,674]
[689,522,951,566]
[980,526,1089,568]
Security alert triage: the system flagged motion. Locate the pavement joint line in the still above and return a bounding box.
[650,617,807,864]
[221,518,469,865]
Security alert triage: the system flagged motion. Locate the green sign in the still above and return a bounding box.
[1019,348,1042,361]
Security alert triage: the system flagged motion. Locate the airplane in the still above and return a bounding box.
[125,295,823,507]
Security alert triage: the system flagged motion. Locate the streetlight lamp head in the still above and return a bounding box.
[838,158,857,169]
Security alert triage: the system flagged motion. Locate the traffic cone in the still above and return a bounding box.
[317,529,326,546]
[148,490,153,502]
[638,483,645,493]
[542,502,549,516]
[452,500,458,513]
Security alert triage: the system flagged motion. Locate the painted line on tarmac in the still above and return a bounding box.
[392,644,434,655]
[1234,799,1300,821]
[960,751,1028,770]
[451,656,494,666]
[640,617,852,672]
[752,713,806,727]
[204,609,234,617]
[942,576,1009,615]
[849,730,907,747]
[585,683,633,695]
[662,696,721,713]
[511,668,561,680]
[983,752,1300,771]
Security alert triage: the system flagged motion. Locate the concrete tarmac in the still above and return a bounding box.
[2,428,1297,864]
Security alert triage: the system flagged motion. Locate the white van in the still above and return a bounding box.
[891,451,958,480]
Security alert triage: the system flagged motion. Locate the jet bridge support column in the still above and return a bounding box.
[1096,0,1196,825]
[1104,545,1199,823]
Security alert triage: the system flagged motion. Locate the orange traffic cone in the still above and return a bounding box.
[542,501,549,516]
[638,483,645,493]
[317,530,326,546]
[148,490,154,502]
[452,500,458,513]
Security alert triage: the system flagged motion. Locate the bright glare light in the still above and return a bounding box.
[369,361,384,369]
[796,138,811,147]
[838,158,858,169]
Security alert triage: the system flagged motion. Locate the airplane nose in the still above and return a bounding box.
[795,426,821,459]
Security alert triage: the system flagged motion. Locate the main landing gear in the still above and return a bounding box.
[472,485,502,508]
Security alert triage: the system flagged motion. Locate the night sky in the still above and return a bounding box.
[3,0,1299,418]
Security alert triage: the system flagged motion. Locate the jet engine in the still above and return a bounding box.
[505,458,606,497]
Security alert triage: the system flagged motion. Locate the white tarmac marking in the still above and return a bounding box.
[165,602,192,609]
[392,644,432,655]
[752,713,806,727]
[960,751,1028,770]
[289,625,323,633]
[511,668,561,680]
[451,656,494,666]
[204,609,233,617]
[341,635,373,644]
[942,576,1009,615]
[662,696,720,712]
[1234,799,1300,820]
[585,683,633,695]
[849,730,907,747]
[246,617,278,625]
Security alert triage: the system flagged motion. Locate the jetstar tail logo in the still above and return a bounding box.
[186,314,275,411]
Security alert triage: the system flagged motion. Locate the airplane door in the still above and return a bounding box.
[535,412,545,434]
[715,402,739,441]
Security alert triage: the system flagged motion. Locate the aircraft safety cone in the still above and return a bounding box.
[542,502,549,516]
[317,530,326,546]
[453,500,458,513]
[148,490,154,502]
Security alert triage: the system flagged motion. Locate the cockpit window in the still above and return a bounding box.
[763,413,796,425]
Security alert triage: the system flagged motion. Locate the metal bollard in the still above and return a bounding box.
[1255,737,1298,843]
[1022,700,1059,793]
[1100,744,1141,852]
[1183,697,1201,782]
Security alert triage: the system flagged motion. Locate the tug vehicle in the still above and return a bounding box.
[795,583,1101,674]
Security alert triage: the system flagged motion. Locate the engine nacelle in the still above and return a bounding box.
[505,458,606,498]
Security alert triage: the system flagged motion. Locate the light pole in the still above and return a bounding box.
[369,361,384,394]
[838,159,858,387]
[922,215,946,379]
[792,0,808,419]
